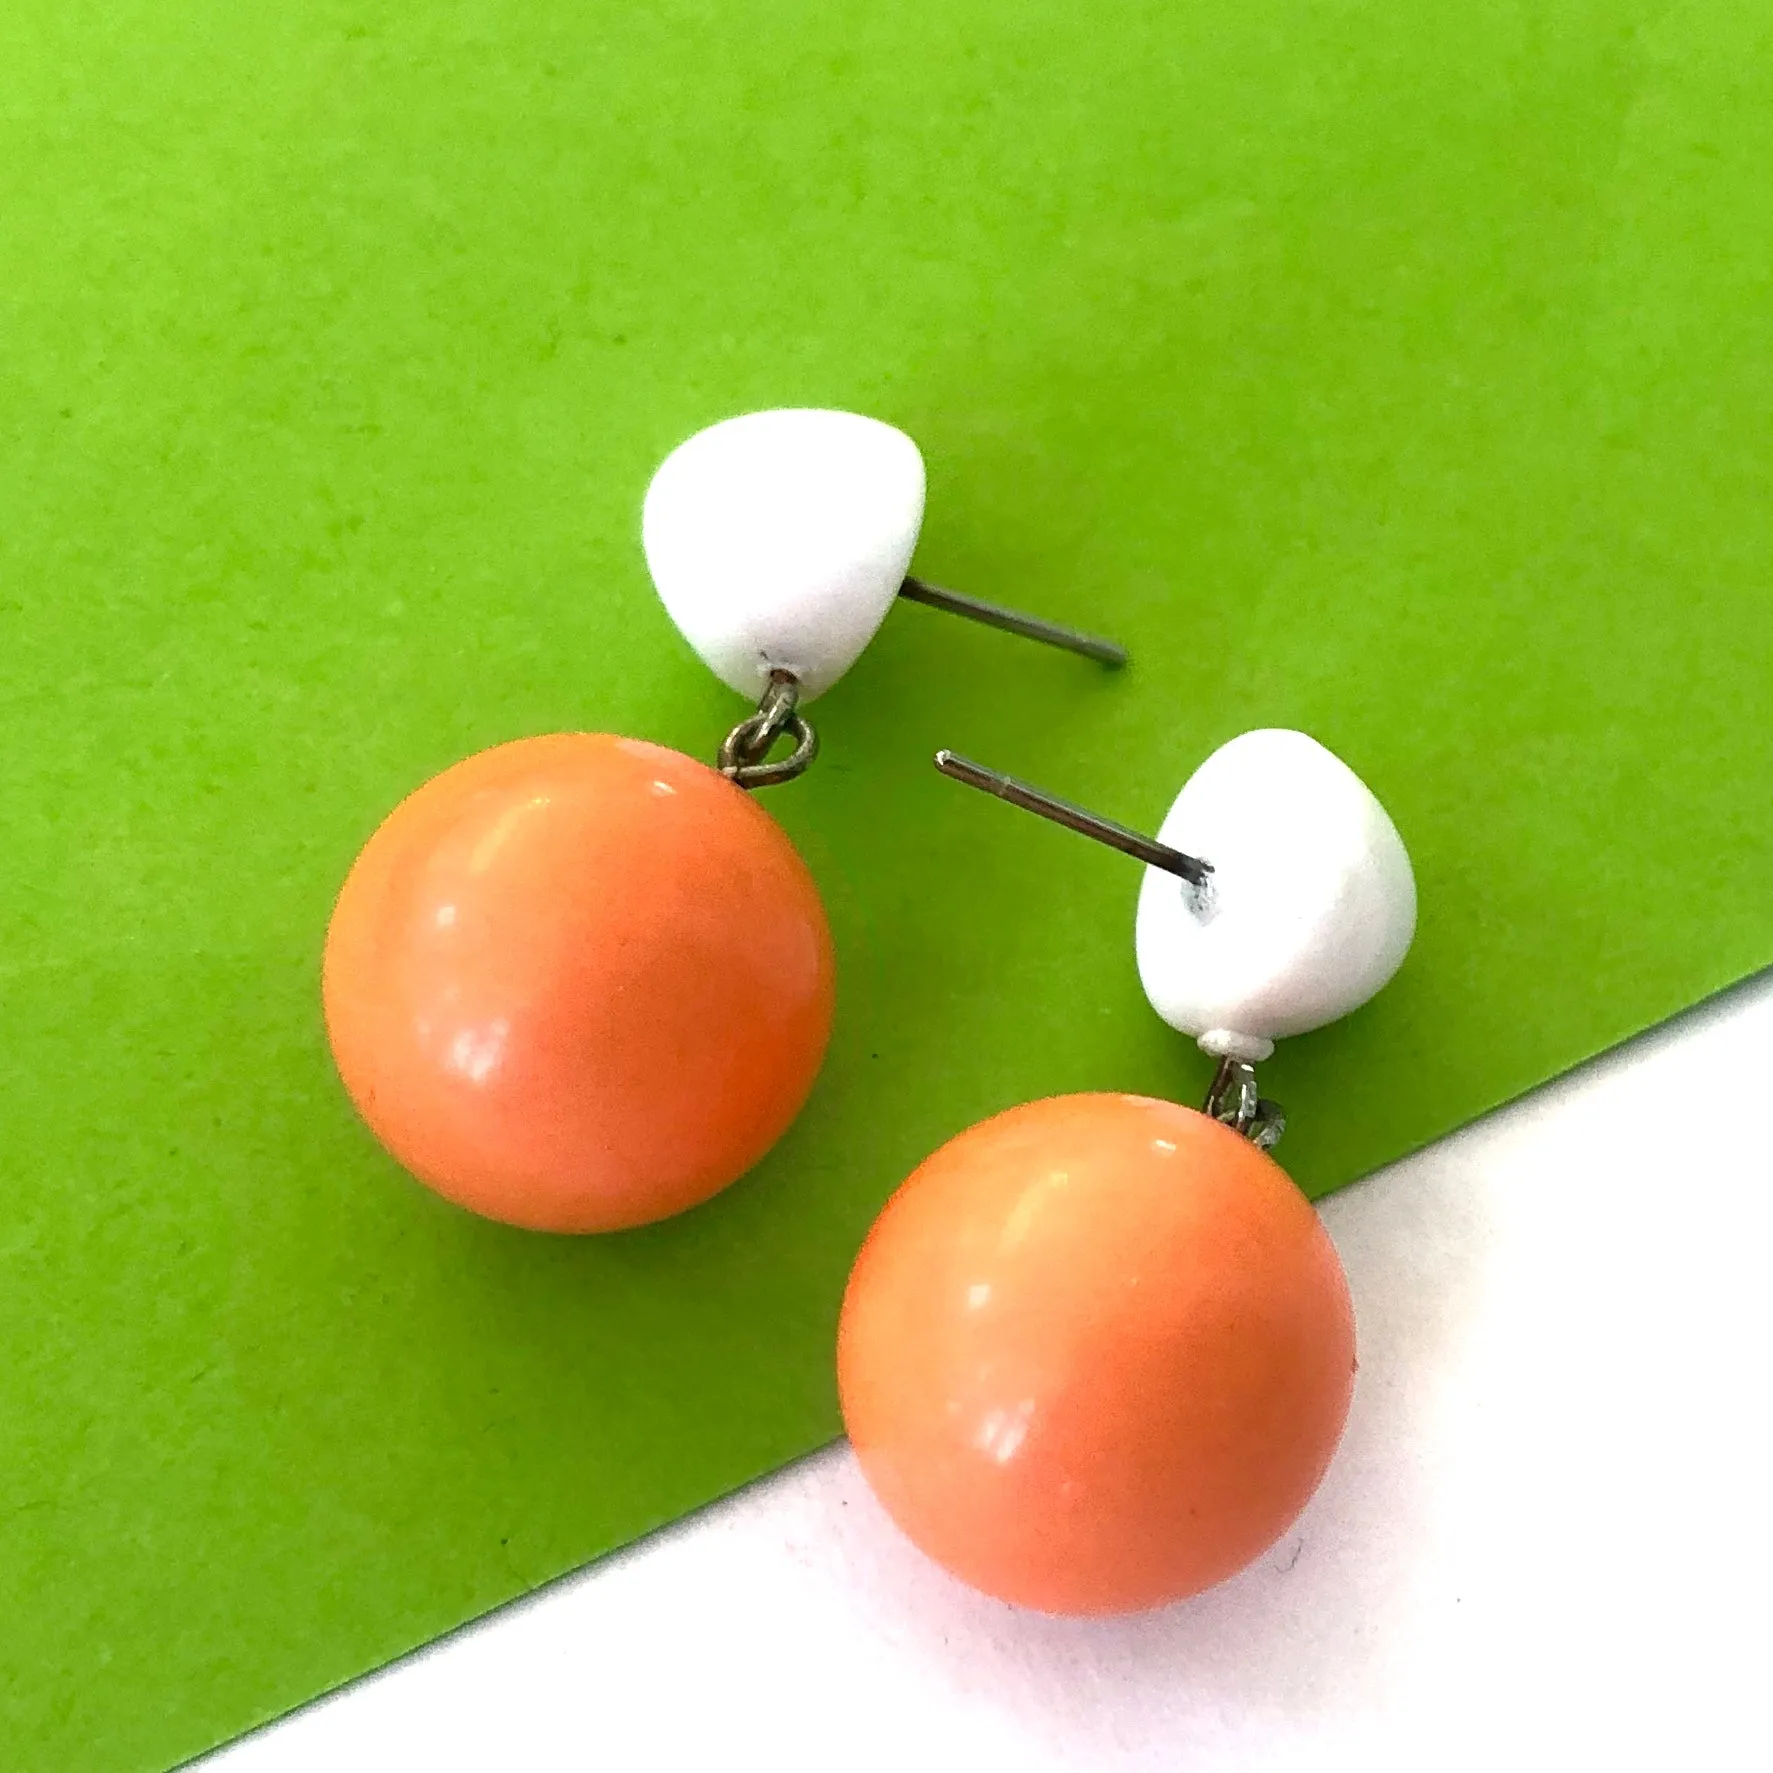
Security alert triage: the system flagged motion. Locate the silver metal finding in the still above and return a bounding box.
[933,751,1213,889]
[899,577,1128,669]
[718,670,819,789]
[936,749,1286,1145]
[1204,1056,1287,1151]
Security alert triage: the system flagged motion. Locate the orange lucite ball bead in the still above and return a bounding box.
[323,732,835,1232]
[838,1092,1356,1614]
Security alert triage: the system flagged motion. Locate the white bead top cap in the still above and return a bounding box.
[1135,728,1416,1048]
[642,409,926,701]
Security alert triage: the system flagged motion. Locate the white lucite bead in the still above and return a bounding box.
[1135,729,1416,1056]
[641,409,926,701]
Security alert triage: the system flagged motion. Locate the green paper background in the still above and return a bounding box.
[3,1,1770,1766]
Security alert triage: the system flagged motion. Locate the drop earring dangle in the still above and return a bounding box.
[838,728,1415,1614]
[322,408,1125,1234]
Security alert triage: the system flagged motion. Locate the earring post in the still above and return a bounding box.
[899,577,1127,669]
[933,751,1212,888]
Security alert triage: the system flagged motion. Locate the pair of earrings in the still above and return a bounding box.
[323,407,1416,1617]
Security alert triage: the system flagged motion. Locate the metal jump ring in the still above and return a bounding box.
[1204,1056,1287,1152]
[718,710,819,788]
[717,670,820,789]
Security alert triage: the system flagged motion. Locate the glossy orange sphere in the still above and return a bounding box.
[323,733,835,1232]
[838,1093,1356,1614]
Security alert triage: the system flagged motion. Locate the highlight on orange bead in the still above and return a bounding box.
[837,1092,1356,1615]
[323,733,835,1233]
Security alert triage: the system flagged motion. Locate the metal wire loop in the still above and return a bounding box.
[717,669,820,790]
[1204,1056,1287,1152]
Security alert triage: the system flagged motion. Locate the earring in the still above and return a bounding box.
[837,729,1415,1614]
[322,409,1123,1234]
